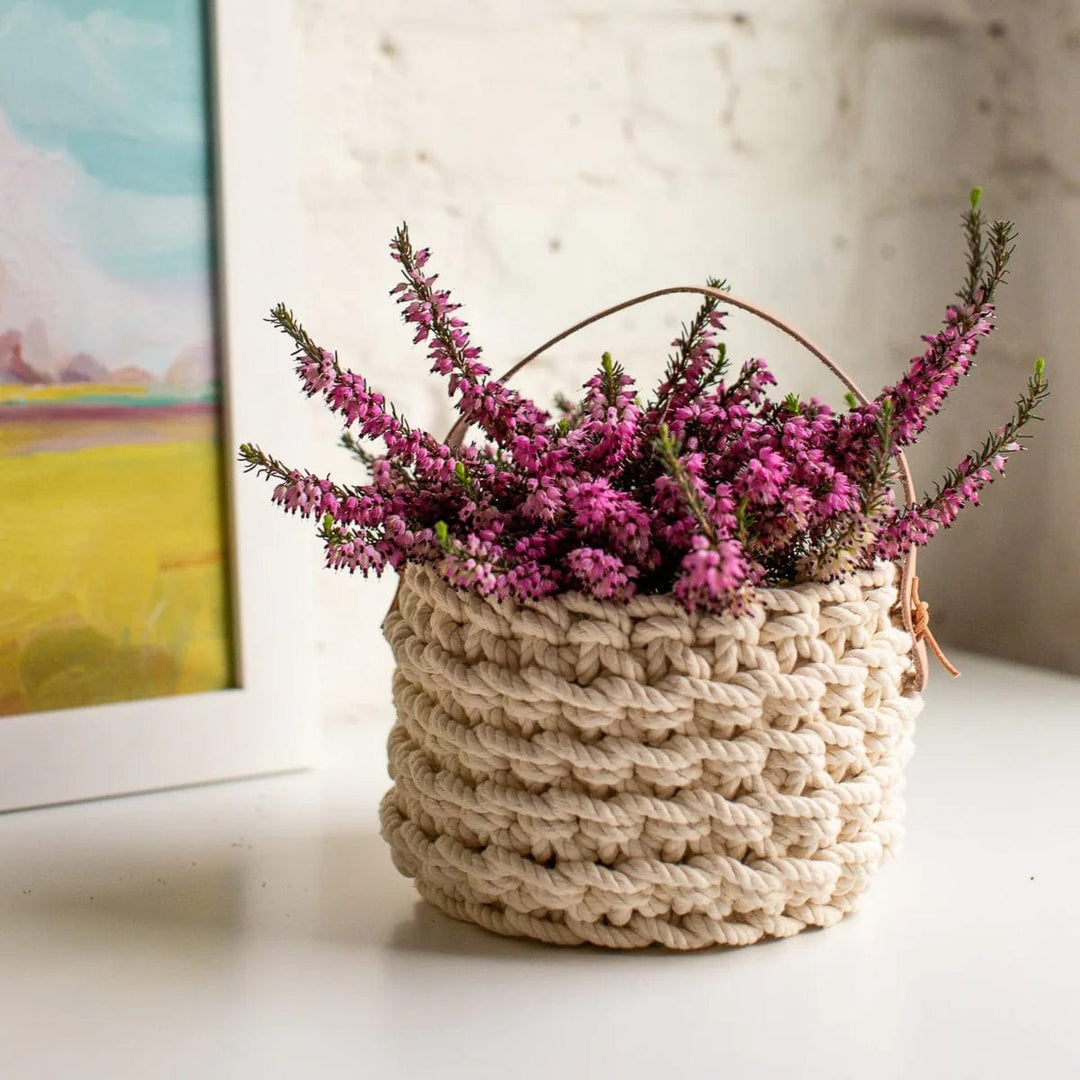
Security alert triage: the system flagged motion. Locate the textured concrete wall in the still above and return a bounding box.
[287,0,1079,720]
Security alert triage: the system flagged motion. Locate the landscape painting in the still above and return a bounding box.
[0,0,234,716]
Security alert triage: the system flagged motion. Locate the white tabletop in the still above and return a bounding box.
[3,652,1079,1080]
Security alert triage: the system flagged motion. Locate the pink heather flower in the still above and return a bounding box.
[440,533,504,596]
[501,561,561,601]
[673,536,750,611]
[872,428,1026,561]
[566,547,638,600]
[735,358,778,405]
[569,372,642,471]
[272,473,339,519]
[520,475,566,521]
[565,479,652,559]
[817,471,860,517]
[878,302,996,447]
[389,228,554,457]
[737,446,790,505]
[246,204,1045,615]
[297,349,337,395]
[325,538,388,575]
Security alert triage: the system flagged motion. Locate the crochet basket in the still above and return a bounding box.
[381,561,924,950]
[379,284,930,950]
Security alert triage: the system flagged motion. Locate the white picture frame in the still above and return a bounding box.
[0,0,321,812]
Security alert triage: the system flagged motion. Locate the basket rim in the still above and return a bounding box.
[395,559,904,628]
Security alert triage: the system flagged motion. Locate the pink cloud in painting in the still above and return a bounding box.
[0,110,211,379]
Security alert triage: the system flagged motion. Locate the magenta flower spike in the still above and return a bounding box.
[240,192,1048,615]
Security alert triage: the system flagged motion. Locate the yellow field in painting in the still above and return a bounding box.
[0,382,156,403]
[0,420,233,716]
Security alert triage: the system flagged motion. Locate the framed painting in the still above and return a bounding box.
[0,0,320,811]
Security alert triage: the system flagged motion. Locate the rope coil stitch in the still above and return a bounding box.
[380,561,922,950]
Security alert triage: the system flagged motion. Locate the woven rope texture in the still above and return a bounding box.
[380,562,922,950]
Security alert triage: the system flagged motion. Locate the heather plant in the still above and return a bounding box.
[240,190,1048,614]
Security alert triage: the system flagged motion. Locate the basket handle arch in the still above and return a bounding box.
[436,284,955,691]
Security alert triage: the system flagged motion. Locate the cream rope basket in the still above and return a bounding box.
[379,286,940,950]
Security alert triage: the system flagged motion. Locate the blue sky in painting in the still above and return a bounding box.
[0,0,211,279]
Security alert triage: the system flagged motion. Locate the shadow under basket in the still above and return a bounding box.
[379,560,922,950]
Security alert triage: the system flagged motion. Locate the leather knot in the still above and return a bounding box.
[910,574,960,678]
